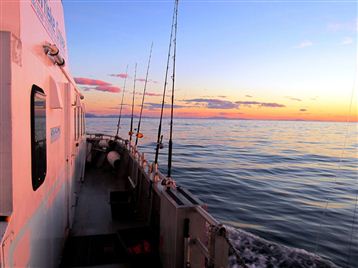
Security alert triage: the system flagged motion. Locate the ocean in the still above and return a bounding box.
[86,117,358,267]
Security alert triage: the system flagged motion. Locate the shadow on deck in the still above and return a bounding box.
[60,157,161,268]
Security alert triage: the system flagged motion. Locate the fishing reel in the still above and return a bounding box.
[129,128,144,139]
[158,135,164,149]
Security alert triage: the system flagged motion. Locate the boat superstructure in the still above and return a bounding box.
[1,0,86,266]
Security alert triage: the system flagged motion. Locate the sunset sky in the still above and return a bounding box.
[63,0,358,122]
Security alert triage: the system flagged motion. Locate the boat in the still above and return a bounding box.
[0,1,234,267]
[0,1,350,268]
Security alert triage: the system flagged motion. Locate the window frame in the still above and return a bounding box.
[31,85,47,191]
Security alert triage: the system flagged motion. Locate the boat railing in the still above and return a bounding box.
[86,133,242,268]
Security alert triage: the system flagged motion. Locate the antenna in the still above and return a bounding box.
[129,63,137,143]
[135,42,153,146]
[115,64,129,137]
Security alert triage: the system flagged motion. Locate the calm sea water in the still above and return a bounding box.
[86,117,358,267]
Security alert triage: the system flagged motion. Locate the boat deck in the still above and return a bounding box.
[61,161,160,268]
[71,167,144,236]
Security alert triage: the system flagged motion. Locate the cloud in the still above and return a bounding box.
[285,96,302,102]
[341,37,353,45]
[328,19,358,32]
[260,103,285,108]
[145,92,162,97]
[294,40,313,49]
[74,77,111,86]
[185,98,238,109]
[135,78,158,84]
[235,101,285,108]
[134,91,162,97]
[107,104,130,110]
[80,87,92,92]
[95,85,121,93]
[145,103,187,110]
[300,108,307,112]
[75,76,122,93]
[235,101,261,106]
[109,73,128,79]
[245,95,252,98]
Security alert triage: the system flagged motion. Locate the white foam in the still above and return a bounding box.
[226,226,339,268]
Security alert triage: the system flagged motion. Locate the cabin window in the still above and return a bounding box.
[80,107,83,136]
[74,107,78,141]
[82,109,86,135]
[31,85,47,191]
[77,107,81,139]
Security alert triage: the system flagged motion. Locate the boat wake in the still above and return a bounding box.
[226,226,339,268]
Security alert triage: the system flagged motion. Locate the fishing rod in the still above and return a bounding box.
[135,42,153,146]
[115,64,129,137]
[167,0,179,178]
[129,63,137,143]
[154,0,177,165]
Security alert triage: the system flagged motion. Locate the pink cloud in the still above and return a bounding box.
[109,73,129,79]
[145,92,162,97]
[74,77,111,86]
[134,91,161,97]
[135,78,158,84]
[95,85,121,93]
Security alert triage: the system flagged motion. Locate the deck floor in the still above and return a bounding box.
[72,166,124,236]
[61,163,157,268]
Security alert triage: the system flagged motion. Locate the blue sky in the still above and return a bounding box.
[63,0,357,121]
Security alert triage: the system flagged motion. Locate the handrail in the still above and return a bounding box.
[196,206,219,226]
[86,133,244,267]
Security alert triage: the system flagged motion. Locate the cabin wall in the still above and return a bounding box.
[0,1,86,267]
[0,1,20,38]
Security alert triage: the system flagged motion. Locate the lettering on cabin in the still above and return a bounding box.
[31,0,66,56]
[50,126,61,143]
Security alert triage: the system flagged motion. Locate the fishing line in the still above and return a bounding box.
[167,0,179,178]
[129,63,137,143]
[115,64,129,137]
[135,42,153,146]
[313,50,357,261]
[345,51,358,268]
[154,0,177,165]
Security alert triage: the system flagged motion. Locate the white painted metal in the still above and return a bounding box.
[0,1,86,267]
[107,151,121,168]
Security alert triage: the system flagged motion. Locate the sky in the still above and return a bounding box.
[63,0,358,122]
